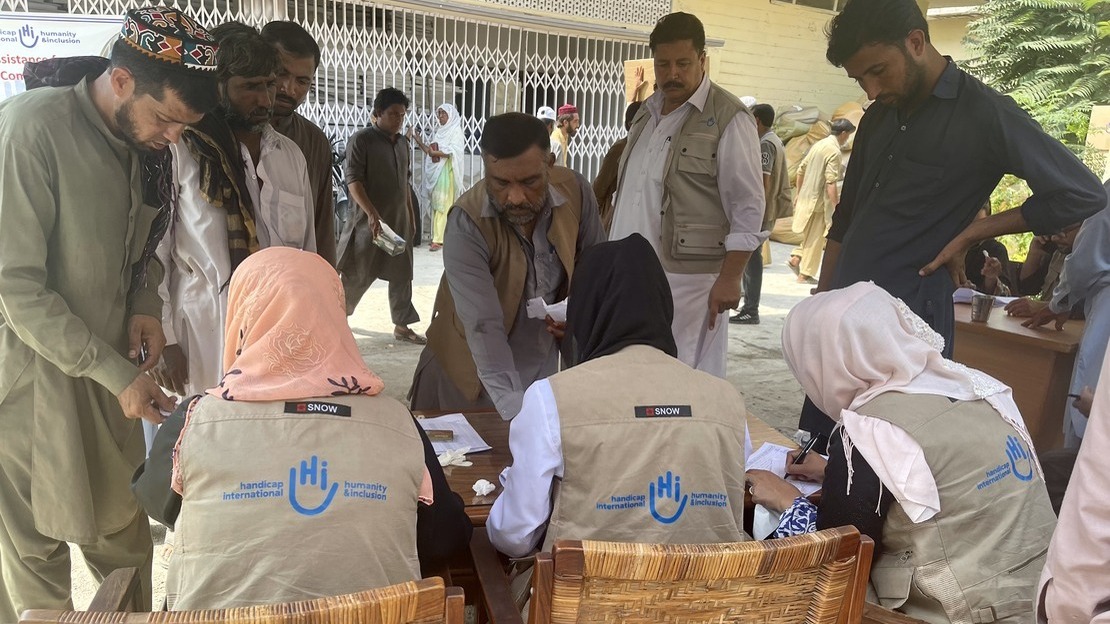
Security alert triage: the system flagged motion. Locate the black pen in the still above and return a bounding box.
[1067,393,1081,399]
[792,434,821,465]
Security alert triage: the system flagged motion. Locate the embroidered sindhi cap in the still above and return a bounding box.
[120,7,218,72]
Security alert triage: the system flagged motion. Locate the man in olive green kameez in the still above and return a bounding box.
[0,9,218,619]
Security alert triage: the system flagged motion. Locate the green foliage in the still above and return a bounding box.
[965,0,1110,152]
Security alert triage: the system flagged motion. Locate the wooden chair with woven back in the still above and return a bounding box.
[19,567,465,624]
[472,526,876,624]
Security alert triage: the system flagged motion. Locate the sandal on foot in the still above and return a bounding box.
[394,328,428,345]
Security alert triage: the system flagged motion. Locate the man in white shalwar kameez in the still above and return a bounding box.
[155,25,314,397]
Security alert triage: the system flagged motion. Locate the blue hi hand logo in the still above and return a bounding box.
[18,25,38,48]
[288,455,338,516]
[649,471,688,524]
[1005,436,1034,482]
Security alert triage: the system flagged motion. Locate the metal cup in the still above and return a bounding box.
[970,294,995,322]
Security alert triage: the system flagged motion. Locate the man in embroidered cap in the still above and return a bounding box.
[0,7,218,618]
[550,103,580,167]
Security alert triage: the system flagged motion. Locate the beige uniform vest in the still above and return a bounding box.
[425,167,584,401]
[617,81,750,274]
[543,346,748,550]
[859,394,1056,624]
[168,394,424,610]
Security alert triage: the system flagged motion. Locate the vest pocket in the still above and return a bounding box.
[676,140,718,177]
[871,560,915,609]
[673,223,727,259]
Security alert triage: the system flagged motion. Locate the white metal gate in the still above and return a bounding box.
[24,0,652,185]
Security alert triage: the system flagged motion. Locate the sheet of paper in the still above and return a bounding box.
[953,287,1017,307]
[525,297,568,322]
[747,442,823,497]
[416,413,492,455]
[744,423,754,463]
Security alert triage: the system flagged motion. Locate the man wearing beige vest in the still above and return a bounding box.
[409,113,605,420]
[487,235,748,557]
[609,12,767,379]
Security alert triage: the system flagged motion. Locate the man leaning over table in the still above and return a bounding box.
[0,8,218,619]
[409,112,604,421]
[487,234,748,559]
[797,0,1107,444]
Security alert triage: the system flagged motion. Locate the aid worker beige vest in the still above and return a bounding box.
[426,166,584,401]
[167,394,424,610]
[617,80,751,275]
[858,393,1057,624]
[543,345,748,550]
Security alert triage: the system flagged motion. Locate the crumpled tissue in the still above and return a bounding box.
[437,447,472,467]
[473,479,496,496]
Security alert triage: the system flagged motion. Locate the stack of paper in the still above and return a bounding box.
[747,443,823,497]
[953,287,1017,307]
[417,414,492,455]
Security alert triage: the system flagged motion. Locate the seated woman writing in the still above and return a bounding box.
[132,247,470,610]
[746,282,1056,624]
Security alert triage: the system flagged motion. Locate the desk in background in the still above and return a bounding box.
[953,303,1084,451]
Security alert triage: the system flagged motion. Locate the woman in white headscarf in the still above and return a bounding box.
[747,282,1056,624]
[412,103,466,251]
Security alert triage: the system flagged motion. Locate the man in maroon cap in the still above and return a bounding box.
[550,103,580,167]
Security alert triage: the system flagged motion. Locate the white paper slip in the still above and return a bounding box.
[526,297,568,322]
[953,287,1017,307]
[417,413,492,455]
[747,442,823,497]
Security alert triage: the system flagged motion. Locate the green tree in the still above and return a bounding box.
[964,0,1110,151]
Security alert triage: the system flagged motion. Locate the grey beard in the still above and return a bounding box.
[504,210,538,225]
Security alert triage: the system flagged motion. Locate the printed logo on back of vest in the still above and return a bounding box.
[218,454,390,511]
[635,405,692,418]
[976,435,1036,491]
[284,401,352,417]
[595,471,729,525]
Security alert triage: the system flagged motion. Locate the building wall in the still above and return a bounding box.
[929,16,973,61]
[673,0,865,117]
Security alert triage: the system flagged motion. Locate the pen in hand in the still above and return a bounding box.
[792,433,822,465]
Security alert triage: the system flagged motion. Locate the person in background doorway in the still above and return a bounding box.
[789,118,853,285]
[550,103,580,167]
[592,101,643,233]
[411,103,466,252]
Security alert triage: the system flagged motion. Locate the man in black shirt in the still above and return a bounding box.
[798,0,1107,438]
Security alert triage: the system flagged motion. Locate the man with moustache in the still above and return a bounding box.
[609,12,766,379]
[153,23,315,399]
[550,103,580,168]
[795,0,1106,442]
[263,21,336,265]
[410,113,604,420]
[0,8,218,618]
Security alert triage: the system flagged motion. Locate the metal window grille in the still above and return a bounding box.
[30,0,648,186]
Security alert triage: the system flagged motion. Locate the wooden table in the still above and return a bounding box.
[423,410,795,527]
[953,303,1084,451]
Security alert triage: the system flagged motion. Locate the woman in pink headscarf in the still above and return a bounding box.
[133,247,470,610]
[747,282,1055,624]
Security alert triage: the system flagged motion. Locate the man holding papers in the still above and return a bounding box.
[409,113,603,420]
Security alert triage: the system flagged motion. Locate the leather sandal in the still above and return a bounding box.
[394,327,428,345]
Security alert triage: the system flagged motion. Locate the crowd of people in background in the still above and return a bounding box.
[0,0,1108,622]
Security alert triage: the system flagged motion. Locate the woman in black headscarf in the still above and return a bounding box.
[487,234,748,558]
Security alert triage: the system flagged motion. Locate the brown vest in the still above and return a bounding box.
[860,394,1057,624]
[425,166,584,401]
[543,345,748,550]
[167,394,423,610]
[617,81,752,274]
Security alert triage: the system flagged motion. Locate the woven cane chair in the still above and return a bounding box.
[19,568,464,624]
[529,526,874,624]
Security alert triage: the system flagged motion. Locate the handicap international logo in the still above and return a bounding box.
[976,435,1035,490]
[220,455,389,514]
[596,471,729,525]
[288,455,338,516]
[18,25,38,48]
